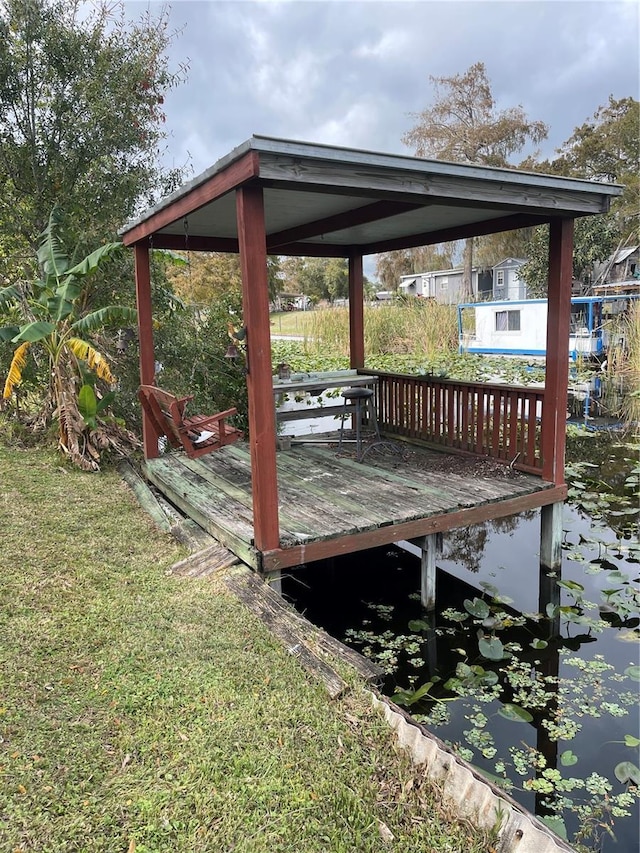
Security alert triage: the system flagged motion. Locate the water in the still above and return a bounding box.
[283,500,639,851]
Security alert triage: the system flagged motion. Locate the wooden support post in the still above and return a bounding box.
[348,252,364,369]
[540,500,563,574]
[134,241,158,459]
[265,569,282,595]
[236,185,280,553]
[541,218,574,485]
[416,532,441,610]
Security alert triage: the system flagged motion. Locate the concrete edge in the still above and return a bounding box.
[370,692,575,853]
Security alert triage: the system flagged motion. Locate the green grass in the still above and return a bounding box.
[270,310,316,336]
[0,447,496,852]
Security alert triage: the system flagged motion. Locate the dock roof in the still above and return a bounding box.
[120,135,622,256]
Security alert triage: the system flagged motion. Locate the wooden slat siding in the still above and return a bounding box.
[134,242,159,459]
[348,253,365,369]
[122,151,260,245]
[368,370,544,474]
[542,218,574,485]
[236,184,280,552]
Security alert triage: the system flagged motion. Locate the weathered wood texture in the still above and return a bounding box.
[171,542,240,577]
[542,218,573,485]
[348,253,364,369]
[368,371,544,474]
[237,184,280,551]
[224,566,381,696]
[134,242,158,459]
[144,441,562,572]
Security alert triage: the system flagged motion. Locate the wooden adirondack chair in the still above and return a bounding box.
[139,385,243,460]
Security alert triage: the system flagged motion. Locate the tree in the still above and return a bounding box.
[1,208,138,469]
[402,62,548,300]
[518,96,638,295]
[547,96,639,237]
[0,0,187,252]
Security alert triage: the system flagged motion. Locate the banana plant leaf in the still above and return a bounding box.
[72,305,137,334]
[12,321,56,343]
[37,208,70,280]
[0,284,23,309]
[0,325,20,341]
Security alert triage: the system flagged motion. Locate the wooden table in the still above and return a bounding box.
[273,370,377,427]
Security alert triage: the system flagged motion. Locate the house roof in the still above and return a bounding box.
[612,245,639,264]
[120,135,622,257]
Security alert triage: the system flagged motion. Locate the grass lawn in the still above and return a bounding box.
[0,447,496,852]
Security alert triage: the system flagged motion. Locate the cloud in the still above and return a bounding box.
[124,0,639,176]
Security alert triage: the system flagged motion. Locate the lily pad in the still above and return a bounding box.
[624,735,640,747]
[478,636,505,661]
[624,665,640,681]
[530,639,548,650]
[498,703,533,723]
[464,597,490,619]
[560,750,578,767]
[614,761,640,785]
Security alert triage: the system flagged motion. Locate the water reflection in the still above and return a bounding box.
[284,504,639,850]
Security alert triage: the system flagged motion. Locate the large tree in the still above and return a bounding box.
[0,0,187,255]
[402,62,548,300]
[518,96,638,295]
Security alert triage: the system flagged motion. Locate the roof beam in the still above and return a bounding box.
[361,211,550,255]
[266,200,425,250]
[121,151,260,246]
[148,234,240,253]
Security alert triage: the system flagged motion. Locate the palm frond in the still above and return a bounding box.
[67,337,115,384]
[3,341,30,399]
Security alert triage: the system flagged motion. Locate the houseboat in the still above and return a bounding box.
[458,294,638,360]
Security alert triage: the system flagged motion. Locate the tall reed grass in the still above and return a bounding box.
[305,301,458,360]
[608,301,640,434]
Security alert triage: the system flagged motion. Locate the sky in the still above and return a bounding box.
[123,0,640,181]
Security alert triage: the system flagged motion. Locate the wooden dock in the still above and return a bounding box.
[143,441,565,573]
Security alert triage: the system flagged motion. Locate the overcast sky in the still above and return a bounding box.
[124,0,639,180]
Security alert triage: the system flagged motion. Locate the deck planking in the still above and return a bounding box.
[144,440,557,571]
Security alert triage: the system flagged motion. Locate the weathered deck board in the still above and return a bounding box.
[145,441,557,571]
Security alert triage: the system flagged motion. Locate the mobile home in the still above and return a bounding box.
[458,295,638,360]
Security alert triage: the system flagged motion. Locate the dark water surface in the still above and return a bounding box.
[283,502,639,851]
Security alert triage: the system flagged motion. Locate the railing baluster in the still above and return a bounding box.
[366,370,543,473]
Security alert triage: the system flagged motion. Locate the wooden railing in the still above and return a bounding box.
[364,370,545,475]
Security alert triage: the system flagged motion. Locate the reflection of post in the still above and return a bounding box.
[416,533,442,610]
[536,502,562,816]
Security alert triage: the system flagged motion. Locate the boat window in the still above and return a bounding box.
[495,310,520,331]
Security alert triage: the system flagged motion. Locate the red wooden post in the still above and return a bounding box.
[134,241,158,459]
[541,218,574,484]
[348,252,364,369]
[236,185,280,553]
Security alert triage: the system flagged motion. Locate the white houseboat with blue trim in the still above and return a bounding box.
[458,294,638,360]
